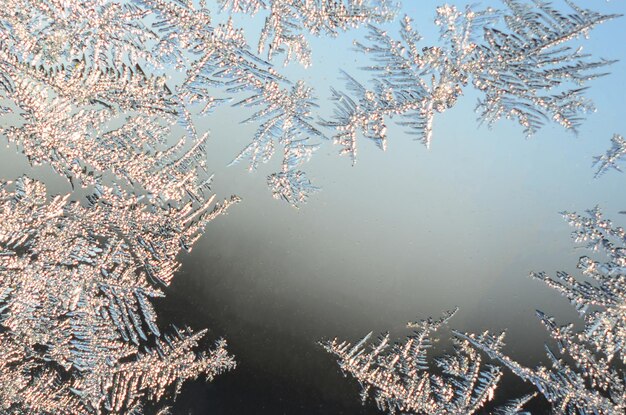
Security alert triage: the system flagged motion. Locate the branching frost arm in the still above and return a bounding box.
[0,1,244,412]
[142,0,324,205]
[322,309,505,414]
[457,207,626,414]
[0,177,238,413]
[594,134,626,178]
[473,0,619,136]
[327,1,617,162]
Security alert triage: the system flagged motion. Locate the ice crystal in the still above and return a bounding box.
[324,207,626,415]
[322,309,509,414]
[594,134,626,178]
[227,79,322,206]
[0,177,238,413]
[542,208,626,365]
[327,1,617,161]
[218,0,397,66]
[141,0,324,204]
[457,207,626,414]
[493,394,535,415]
[0,0,326,205]
[0,0,157,70]
[0,1,212,204]
[0,1,623,411]
[0,1,244,412]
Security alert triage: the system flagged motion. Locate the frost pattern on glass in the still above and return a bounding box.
[0,1,157,70]
[0,0,622,411]
[218,0,397,66]
[594,134,626,178]
[493,394,536,415]
[321,309,518,414]
[228,80,323,207]
[324,206,626,415]
[457,208,626,415]
[326,1,617,162]
[0,1,245,412]
[0,0,328,206]
[140,0,325,204]
[0,1,215,205]
[0,177,237,413]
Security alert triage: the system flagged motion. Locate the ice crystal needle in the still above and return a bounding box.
[218,0,397,66]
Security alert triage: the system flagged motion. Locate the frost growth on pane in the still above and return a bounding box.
[0,177,238,413]
[228,80,322,206]
[594,134,626,178]
[218,0,397,66]
[0,0,326,206]
[326,1,618,162]
[0,1,214,205]
[321,309,518,414]
[141,0,324,204]
[324,205,626,414]
[0,0,157,70]
[0,1,246,412]
[457,207,626,414]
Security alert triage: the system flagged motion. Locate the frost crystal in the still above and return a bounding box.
[218,0,397,66]
[228,80,322,206]
[0,1,216,204]
[457,208,626,414]
[322,309,509,414]
[142,0,324,204]
[0,177,237,413]
[594,134,626,178]
[327,1,617,161]
[0,0,325,205]
[325,206,626,415]
[0,1,245,412]
[0,0,623,411]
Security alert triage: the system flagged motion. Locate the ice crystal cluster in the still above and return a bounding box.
[0,0,331,207]
[0,0,621,413]
[0,0,245,413]
[326,1,617,161]
[218,0,397,66]
[321,309,526,414]
[322,3,623,411]
[457,207,626,414]
[0,0,399,411]
[0,178,237,413]
[326,208,626,415]
[594,134,626,178]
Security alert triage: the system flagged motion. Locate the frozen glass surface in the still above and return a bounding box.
[0,1,625,414]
